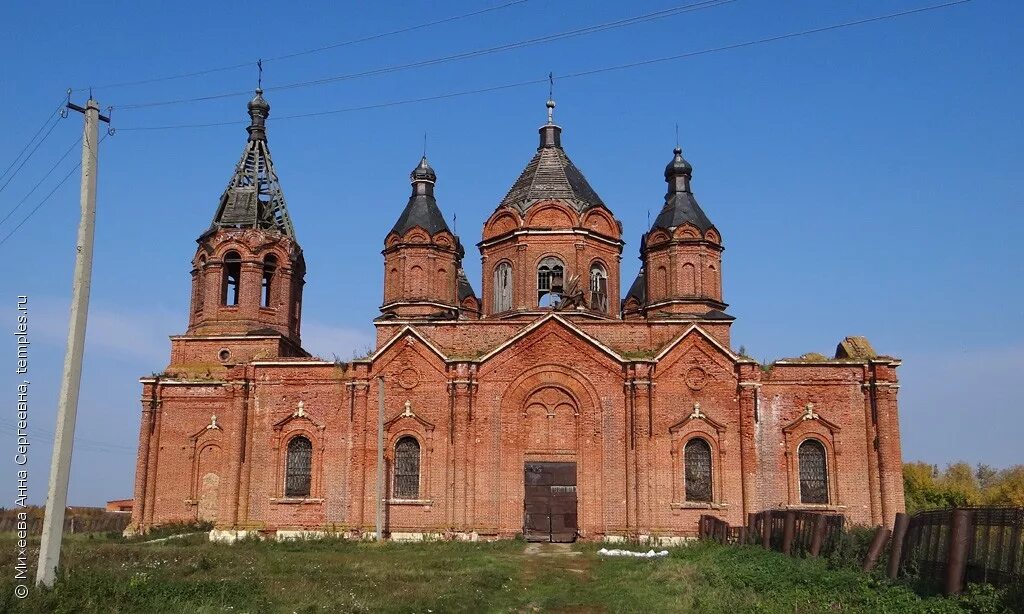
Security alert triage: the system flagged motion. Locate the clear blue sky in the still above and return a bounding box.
[1,0,1020,507]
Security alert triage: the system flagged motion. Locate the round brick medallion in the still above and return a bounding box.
[685,366,708,391]
[397,367,420,390]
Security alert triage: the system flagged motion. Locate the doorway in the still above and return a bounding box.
[524,462,577,542]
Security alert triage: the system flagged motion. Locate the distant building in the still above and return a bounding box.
[128,90,904,541]
[105,499,133,514]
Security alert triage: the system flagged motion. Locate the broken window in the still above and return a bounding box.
[537,257,564,308]
[684,438,712,502]
[798,439,828,504]
[493,262,513,312]
[222,251,241,306]
[285,436,312,497]
[589,263,608,312]
[394,436,420,499]
[262,254,278,308]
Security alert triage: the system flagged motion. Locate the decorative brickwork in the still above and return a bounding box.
[128,96,905,539]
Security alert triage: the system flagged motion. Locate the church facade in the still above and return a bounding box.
[128,91,905,541]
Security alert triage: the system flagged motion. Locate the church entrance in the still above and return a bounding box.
[523,462,577,542]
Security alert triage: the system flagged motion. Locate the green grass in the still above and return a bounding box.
[0,535,1000,613]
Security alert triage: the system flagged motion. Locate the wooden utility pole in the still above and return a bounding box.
[36,98,108,588]
[376,377,385,542]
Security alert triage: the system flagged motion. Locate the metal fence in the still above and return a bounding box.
[701,506,1024,596]
[0,512,130,535]
[899,507,1024,591]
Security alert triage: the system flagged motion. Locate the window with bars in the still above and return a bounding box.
[394,436,421,499]
[284,436,312,497]
[684,438,713,502]
[222,251,242,306]
[798,439,829,504]
[537,257,564,307]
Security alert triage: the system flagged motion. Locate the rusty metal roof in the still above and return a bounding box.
[210,89,296,238]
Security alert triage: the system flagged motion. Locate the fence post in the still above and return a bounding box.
[761,511,772,550]
[944,509,974,596]
[698,516,705,540]
[746,512,756,545]
[887,513,910,579]
[808,514,829,558]
[862,525,891,572]
[782,511,796,555]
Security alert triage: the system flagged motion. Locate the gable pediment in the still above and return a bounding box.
[476,314,622,377]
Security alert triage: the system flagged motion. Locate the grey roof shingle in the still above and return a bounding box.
[498,124,605,214]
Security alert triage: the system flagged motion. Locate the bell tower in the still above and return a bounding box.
[479,97,623,317]
[185,89,306,351]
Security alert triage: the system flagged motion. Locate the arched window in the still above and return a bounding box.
[798,439,828,504]
[537,257,564,307]
[493,262,513,312]
[222,251,241,306]
[589,263,608,312]
[262,254,278,308]
[394,436,420,499]
[284,436,312,497]
[684,438,713,502]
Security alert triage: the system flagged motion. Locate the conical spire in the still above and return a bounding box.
[498,97,605,214]
[389,155,450,236]
[210,89,296,237]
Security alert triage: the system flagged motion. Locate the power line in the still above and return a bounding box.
[0,136,82,228]
[0,133,109,248]
[0,114,64,196]
[78,0,532,92]
[1,420,136,454]
[0,99,65,183]
[118,0,974,133]
[117,0,737,110]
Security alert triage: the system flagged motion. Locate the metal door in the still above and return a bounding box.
[524,462,577,542]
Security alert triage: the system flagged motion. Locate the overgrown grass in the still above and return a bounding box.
[0,536,1010,613]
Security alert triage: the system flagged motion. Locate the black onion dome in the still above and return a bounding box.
[247,88,270,117]
[664,146,692,179]
[389,155,451,237]
[651,146,715,234]
[411,156,436,183]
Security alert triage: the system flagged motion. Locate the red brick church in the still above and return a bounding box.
[128,90,905,541]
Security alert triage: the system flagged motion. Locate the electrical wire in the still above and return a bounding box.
[0,133,108,247]
[0,114,63,196]
[0,135,82,228]
[77,0,532,92]
[0,99,65,183]
[1,419,137,454]
[118,0,735,110]
[117,0,974,132]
